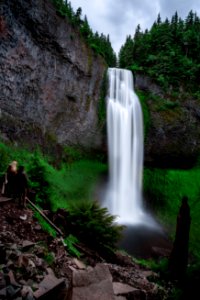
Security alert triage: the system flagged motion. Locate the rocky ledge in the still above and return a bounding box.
[0,199,172,300]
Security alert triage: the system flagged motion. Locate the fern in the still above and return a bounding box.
[66,201,124,256]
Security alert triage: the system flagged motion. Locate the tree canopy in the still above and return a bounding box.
[119,10,200,93]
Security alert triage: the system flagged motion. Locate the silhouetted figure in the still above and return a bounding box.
[16,166,29,208]
[3,161,18,198]
[169,196,191,281]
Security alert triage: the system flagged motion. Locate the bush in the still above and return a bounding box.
[66,200,124,256]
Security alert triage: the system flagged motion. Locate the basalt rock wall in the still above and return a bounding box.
[135,74,200,168]
[0,0,106,150]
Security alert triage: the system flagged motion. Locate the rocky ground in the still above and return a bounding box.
[0,197,173,300]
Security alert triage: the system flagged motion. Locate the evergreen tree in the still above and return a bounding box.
[118,10,200,93]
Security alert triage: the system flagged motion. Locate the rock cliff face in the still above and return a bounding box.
[135,75,200,168]
[0,0,106,150]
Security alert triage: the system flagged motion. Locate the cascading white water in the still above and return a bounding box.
[104,67,154,225]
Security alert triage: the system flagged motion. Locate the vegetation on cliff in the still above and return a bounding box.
[51,0,117,67]
[119,10,200,94]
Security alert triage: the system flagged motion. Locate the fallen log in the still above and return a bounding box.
[26,197,64,237]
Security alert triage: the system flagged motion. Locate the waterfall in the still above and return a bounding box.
[104,68,154,225]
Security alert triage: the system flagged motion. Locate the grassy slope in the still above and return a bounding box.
[0,142,107,210]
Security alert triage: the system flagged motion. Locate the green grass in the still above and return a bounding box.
[143,167,200,260]
[46,159,107,210]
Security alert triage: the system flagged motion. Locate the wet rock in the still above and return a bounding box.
[21,285,34,298]
[72,279,115,300]
[22,241,35,251]
[113,282,146,299]
[73,263,112,286]
[72,258,86,270]
[114,251,135,267]
[33,268,66,299]
[72,263,115,300]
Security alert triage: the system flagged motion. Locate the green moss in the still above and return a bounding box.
[156,100,180,111]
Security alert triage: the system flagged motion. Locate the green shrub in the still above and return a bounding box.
[27,152,52,206]
[66,200,124,256]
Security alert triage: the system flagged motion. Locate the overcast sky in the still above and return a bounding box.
[70,0,200,55]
